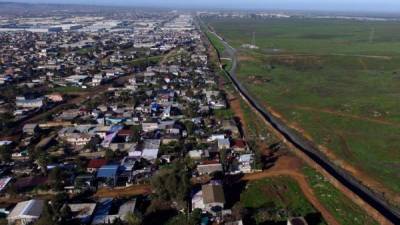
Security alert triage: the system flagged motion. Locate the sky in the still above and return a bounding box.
[2,0,400,12]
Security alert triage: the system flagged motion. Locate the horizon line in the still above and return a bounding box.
[1,1,400,15]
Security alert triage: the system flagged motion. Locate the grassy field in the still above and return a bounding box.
[204,17,400,198]
[240,177,325,225]
[50,86,87,93]
[303,166,379,225]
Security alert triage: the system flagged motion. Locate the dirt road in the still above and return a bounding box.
[242,155,341,225]
[95,184,151,198]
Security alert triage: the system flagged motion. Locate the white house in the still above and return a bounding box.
[7,199,44,225]
[217,138,230,150]
[141,139,160,161]
[142,122,158,133]
[238,154,254,173]
[16,97,44,109]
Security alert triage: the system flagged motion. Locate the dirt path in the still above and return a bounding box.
[242,155,340,225]
[228,96,247,133]
[95,184,151,198]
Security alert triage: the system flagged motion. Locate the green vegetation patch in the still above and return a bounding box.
[50,86,87,93]
[303,166,379,225]
[240,176,324,224]
[205,17,400,195]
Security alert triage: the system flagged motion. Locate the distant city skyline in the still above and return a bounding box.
[1,0,400,12]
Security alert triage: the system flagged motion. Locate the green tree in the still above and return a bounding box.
[85,135,102,151]
[104,149,116,161]
[129,125,142,143]
[36,152,49,175]
[0,145,11,163]
[35,202,54,225]
[125,212,143,225]
[151,161,191,209]
[183,121,195,136]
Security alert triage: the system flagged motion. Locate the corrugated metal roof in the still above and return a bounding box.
[97,165,119,178]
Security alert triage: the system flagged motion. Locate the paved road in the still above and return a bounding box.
[203,24,400,224]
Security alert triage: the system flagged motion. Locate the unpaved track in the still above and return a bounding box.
[95,184,151,198]
[243,167,340,225]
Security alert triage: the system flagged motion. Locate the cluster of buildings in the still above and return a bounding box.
[0,11,260,225]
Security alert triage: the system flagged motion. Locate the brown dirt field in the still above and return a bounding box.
[95,184,152,198]
[242,155,340,225]
[228,95,247,135]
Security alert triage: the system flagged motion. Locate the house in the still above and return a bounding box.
[15,97,44,109]
[232,140,247,152]
[192,182,225,214]
[188,150,204,160]
[74,174,96,192]
[202,182,225,214]
[141,139,160,161]
[92,74,105,86]
[13,176,47,192]
[287,217,308,225]
[22,123,39,135]
[207,134,225,142]
[65,133,93,146]
[46,93,63,102]
[120,156,138,172]
[65,75,89,86]
[217,138,230,150]
[142,122,158,132]
[58,109,82,121]
[87,159,108,173]
[238,154,254,173]
[0,177,12,192]
[197,161,223,175]
[7,199,44,225]
[91,199,136,225]
[222,120,240,137]
[68,203,97,224]
[97,165,120,187]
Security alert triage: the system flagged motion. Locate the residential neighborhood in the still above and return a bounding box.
[0,7,263,225]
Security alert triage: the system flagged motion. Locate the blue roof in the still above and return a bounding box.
[109,125,124,133]
[97,165,119,178]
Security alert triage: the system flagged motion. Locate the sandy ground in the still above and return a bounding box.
[95,184,152,198]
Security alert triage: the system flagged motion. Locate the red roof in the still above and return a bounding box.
[14,176,47,190]
[232,140,246,148]
[87,159,108,169]
[200,160,221,165]
[117,129,133,137]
